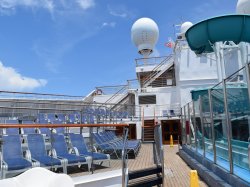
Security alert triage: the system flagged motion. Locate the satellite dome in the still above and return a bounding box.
[131,18,159,56]
[180,22,193,34]
[237,0,250,14]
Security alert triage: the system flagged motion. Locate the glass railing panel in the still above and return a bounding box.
[181,107,186,145]
[193,100,203,155]
[185,105,190,146]
[225,67,250,182]
[189,102,196,150]
[211,82,230,171]
[201,92,214,161]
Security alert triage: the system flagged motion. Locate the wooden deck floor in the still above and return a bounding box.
[69,143,208,187]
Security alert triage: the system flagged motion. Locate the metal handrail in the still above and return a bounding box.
[0,123,129,128]
[142,55,173,87]
[153,124,164,186]
[122,127,129,187]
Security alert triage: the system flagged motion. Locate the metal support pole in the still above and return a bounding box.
[199,96,205,157]
[80,109,83,134]
[208,89,216,163]
[187,102,191,146]
[90,127,94,174]
[244,63,250,137]
[222,79,233,174]
[192,101,198,153]
[0,137,3,179]
[122,127,128,187]
[183,105,187,145]
[180,108,183,148]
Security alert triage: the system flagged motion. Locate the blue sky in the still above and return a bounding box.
[0,0,237,96]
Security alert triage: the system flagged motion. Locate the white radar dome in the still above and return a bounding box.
[237,0,250,14]
[180,22,193,39]
[131,18,159,56]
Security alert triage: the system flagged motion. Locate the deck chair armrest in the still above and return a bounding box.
[24,150,32,162]
[51,148,58,158]
[70,147,80,156]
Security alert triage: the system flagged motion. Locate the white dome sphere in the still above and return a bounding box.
[180,22,193,34]
[237,0,250,14]
[131,18,159,56]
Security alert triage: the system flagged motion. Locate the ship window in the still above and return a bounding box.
[139,95,156,104]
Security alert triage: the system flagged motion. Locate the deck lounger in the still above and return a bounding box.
[51,134,91,173]
[53,121,65,134]
[98,132,140,157]
[21,121,36,135]
[1,135,34,178]
[68,133,110,166]
[4,120,19,135]
[92,133,119,158]
[107,131,141,147]
[101,131,140,150]
[26,134,66,173]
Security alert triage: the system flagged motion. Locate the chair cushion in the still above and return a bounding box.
[58,154,86,164]
[5,158,32,171]
[33,156,61,166]
[81,152,108,160]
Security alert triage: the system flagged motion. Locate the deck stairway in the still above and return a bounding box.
[142,55,174,88]
[143,120,155,142]
[128,166,163,187]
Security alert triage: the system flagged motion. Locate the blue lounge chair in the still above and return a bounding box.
[68,133,110,166]
[51,134,91,173]
[21,120,36,135]
[4,119,19,135]
[1,135,34,178]
[92,133,119,158]
[26,134,66,173]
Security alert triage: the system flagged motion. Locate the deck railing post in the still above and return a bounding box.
[208,89,216,163]
[0,137,3,179]
[192,100,197,153]
[122,127,129,187]
[244,63,250,137]
[222,79,233,174]
[187,102,191,146]
[199,96,205,157]
[183,105,187,145]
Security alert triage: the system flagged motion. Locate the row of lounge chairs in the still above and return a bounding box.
[0,133,110,179]
[93,131,141,158]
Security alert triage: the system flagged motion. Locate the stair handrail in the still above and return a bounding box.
[142,55,173,87]
[154,123,165,186]
[122,127,129,187]
[104,85,128,105]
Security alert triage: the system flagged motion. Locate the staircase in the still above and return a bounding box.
[143,120,155,142]
[142,55,174,88]
[128,166,163,187]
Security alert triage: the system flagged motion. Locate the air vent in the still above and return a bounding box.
[139,95,156,104]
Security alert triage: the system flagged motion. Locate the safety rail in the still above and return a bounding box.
[135,56,170,67]
[180,62,250,183]
[154,124,164,175]
[142,55,174,88]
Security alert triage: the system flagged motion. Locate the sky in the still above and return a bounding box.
[0,0,237,96]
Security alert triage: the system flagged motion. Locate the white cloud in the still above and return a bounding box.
[77,0,95,10]
[102,22,116,28]
[109,10,127,18]
[0,0,96,15]
[0,61,47,91]
[0,0,54,14]
[108,5,135,19]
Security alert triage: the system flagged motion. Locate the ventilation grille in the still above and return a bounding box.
[139,95,156,104]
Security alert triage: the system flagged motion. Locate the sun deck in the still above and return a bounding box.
[69,143,207,187]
